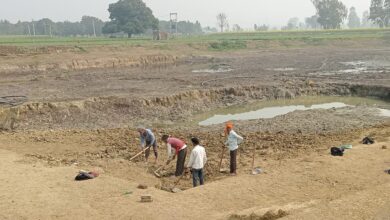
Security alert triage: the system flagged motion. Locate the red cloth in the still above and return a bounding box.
[168,137,186,155]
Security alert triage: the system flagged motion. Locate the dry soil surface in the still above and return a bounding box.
[0,131,389,220]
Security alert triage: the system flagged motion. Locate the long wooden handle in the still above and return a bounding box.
[129,146,151,161]
[251,145,256,170]
[155,166,164,173]
[172,168,186,188]
[218,146,225,171]
[173,172,186,187]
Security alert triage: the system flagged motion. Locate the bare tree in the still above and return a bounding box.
[232,24,243,32]
[216,13,228,32]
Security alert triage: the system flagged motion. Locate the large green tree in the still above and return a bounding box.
[369,0,390,27]
[103,0,158,37]
[348,7,361,28]
[312,0,348,29]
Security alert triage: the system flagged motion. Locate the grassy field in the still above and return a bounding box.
[0,28,389,49]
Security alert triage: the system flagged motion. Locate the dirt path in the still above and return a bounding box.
[1,134,389,219]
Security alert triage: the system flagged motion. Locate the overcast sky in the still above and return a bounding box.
[0,0,371,28]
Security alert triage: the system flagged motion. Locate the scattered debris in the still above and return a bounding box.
[75,170,99,181]
[219,168,229,173]
[251,167,263,175]
[123,191,133,195]
[362,137,375,145]
[305,80,316,87]
[140,195,153,203]
[137,184,148,189]
[382,145,387,149]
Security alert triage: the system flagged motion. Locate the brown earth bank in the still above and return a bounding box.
[0,39,390,131]
[0,83,389,131]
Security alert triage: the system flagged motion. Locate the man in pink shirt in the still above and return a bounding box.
[162,135,188,177]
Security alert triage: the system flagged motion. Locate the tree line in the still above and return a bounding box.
[1,0,389,37]
[0,0,203,37]
[0,18,203,37]
[0,16,106,36]
[219,0,389,32]
[288,0,388,30]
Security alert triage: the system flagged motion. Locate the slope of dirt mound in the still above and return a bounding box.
[0,54,178,73]
[1,83,388,131]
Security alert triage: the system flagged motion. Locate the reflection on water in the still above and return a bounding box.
[197,96,390,126]
[380,108,390,117]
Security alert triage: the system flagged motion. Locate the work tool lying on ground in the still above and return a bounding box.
[129,146,151,161]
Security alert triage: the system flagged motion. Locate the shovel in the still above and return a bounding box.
[153,165,166,178]
[171,169,190,193]
[218,146,226,173]
[153,159,173,178]
[130,146,151,161]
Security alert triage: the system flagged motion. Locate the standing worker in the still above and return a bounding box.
[224,122,244,176]
[187,137,207,187]
[162,135,187,177]
[137,127,158,163]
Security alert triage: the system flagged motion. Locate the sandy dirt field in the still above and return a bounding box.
[0,128,389,220]
[0,38,390,219]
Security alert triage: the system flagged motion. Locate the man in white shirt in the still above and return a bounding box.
[187,137,207,187]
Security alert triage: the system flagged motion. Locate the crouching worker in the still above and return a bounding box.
[225,122,243,176]
[187,137,207,187]
[137,127,158,163]
[162,135,187,176]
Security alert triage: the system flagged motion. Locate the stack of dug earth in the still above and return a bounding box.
[140,195,153,203]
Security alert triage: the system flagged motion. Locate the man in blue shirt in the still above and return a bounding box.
[137,127,158,163]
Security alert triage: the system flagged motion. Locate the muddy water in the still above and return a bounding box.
[198,96,390,126]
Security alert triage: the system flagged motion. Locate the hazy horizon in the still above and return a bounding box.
[0,0,371,29]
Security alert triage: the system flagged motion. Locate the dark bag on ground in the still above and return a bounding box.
[331,147,344,156]
[75,172,97,181]
[362,137,374,145]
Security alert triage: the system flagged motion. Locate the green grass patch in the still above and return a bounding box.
[0,29,389,50]
[208,40,247,51]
